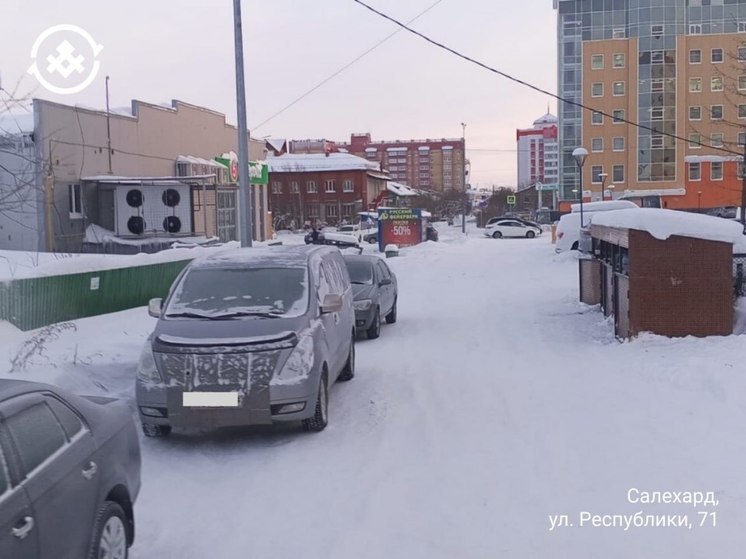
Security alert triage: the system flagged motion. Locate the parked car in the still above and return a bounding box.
[305,229,363,252]
[343,254,398,339]
[484,219,542,239]
[485,215,542,230]
[0,379,141,559]
[337,223,363,242]
[555,200,638,252]
[137,245,356,436]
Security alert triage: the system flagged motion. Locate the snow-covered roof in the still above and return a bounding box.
[387,182,418,197]
[266,138,287,153]
[533,112,558,126]
[618,188,686,198]
[684,155,741,163]
[176,155,228,168]
[591,208,746,244]
[266,153,380,173]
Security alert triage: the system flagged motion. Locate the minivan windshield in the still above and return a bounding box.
[165,266,309,318]
[345,261,374,285]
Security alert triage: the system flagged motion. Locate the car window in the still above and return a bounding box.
[317,264,332,303]
[376,262,391,281]
[6,403,67,476]
[346,260,374,285]
[45,396,84,440]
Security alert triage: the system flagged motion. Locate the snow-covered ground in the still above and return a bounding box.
[2,223,746,557]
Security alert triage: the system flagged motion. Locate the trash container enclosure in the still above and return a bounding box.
[589,208,742,338]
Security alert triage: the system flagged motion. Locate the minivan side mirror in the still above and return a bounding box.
[320,294,344,314]
[148,298,163,318]
[379,278,392,286]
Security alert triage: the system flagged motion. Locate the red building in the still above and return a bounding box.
[266,153,389,227]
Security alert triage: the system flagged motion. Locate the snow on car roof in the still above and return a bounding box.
[591,208,745,244]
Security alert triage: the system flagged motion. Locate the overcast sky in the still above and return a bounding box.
[0,0,557,187]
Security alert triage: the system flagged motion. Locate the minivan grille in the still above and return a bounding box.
[156,350,281,390]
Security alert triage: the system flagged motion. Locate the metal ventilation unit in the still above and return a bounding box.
[110,182,191,236]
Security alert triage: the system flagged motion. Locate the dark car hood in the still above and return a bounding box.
[351,283,376,300]
[153,315,308,346]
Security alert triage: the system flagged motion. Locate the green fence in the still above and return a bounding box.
[0,259,193,331]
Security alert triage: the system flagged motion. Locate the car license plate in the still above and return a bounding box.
[182,392,239,407]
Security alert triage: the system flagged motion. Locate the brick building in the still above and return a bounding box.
[266,153,389,227]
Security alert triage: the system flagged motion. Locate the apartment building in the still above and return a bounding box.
[337,133,466,192]
[555,0,746,210]
[516,111,559,189]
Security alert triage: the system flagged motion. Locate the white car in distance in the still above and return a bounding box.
[484,219,542,239]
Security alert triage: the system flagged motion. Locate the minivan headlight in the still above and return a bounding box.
[273,335,314,385]
[137,342,162,383]
[354,299,373,311]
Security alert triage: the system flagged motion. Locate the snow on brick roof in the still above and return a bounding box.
[387,182,417,196]
[591,208,745,244]
[266,153,380,173]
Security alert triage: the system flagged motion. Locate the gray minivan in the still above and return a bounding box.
[136,245,355,435]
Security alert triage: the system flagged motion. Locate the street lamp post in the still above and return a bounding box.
[598,172,608,202]
[572,147,589,227]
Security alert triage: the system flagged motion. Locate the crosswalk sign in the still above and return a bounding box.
[507,195,516,205]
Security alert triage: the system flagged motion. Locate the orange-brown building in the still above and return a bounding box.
[556,1,746,212]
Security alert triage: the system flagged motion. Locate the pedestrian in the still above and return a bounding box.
[310,226,320,244]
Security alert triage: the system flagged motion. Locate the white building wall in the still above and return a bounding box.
[0,135,43,251]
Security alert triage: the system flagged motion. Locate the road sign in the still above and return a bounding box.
[507,195,516,205]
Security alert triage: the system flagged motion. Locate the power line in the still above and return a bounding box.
[351,0,744,159]
[251,0,445,132]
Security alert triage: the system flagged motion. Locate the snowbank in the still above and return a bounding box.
[592,208,745,244]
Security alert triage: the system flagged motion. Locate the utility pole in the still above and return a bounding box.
[105,76,112,174]
[741,139,746,229]
[233,0,253,247]
[461,122,467,234]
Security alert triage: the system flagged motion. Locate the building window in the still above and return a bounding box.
[651,107,664,121]
[325,204,339,218]
[305,204,319,217]
[689,133,702,149]
[689,162,701,181]
[613,137,625,151]
[739,22,746,33]
[591,138,603,152]
[591,111,603,125]
[689,24,702,35]
[689,78,702,92]
[613,109,624,123]
[740,76,746,91]
[739,105,746,119]
[342,179,354,192]
[689,49,702,64]
[342,203,354,217]
[689,106,702,120]
[612,165,625,183]
[711,76,724,92]
[712,48,724,63]
[712,133,725,148]
[591,54,604,69]
[651,50,664,64]
[324,179,336,193]
[613,53,625,68]
[711,105,724,120]
[68,183,82,216]
[740,132,746,147]
[290,181,299,194]
[711,161,724,181]
[613,28,626,39]
[651,135,664,149]
[651,79,664,92]
[271,181,282,194]
[739,47,746,61]
[307,180,317,193]
[592,83,603,97]
[651,24,664,36]
[613,81,625,96]
[591,166,603,183]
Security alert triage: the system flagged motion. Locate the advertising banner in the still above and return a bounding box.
[377,207,422,251]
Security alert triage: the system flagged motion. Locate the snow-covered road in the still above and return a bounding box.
[3,224,746,557]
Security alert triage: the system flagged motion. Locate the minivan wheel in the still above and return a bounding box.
[142,423,172,438]
[526,230,536,239]
[89,501,128,559]
[492,231,502,239]
[385,298,397,324]
[338,337,355,381]
[303,372,328,432]
[366,307,381,339]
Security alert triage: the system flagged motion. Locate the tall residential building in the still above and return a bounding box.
[516,112,559,189]
[337,133,467,192]
[554,0,746,210]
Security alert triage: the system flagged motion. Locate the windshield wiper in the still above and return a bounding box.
[164,311,216,319]
[350,280,370,285]
[210,311,283,319]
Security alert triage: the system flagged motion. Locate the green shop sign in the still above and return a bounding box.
[214,157,268,185]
